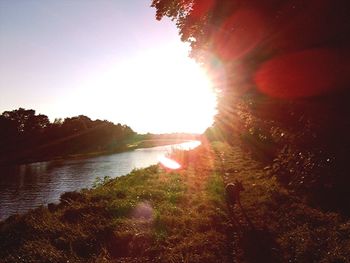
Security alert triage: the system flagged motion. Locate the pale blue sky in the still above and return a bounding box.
[0,0,216,133]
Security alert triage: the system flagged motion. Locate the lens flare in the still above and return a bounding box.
[159,156,181,170]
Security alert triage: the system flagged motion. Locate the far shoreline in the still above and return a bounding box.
[0,138,198,167]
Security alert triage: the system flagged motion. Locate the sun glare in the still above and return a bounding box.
[159,156,181,170]
[64,44,217,133]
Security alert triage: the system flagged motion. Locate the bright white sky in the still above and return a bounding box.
[0,0,217,133]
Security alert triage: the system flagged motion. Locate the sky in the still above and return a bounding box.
[0,0,217,134]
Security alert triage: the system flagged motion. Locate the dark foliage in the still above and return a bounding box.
[0,108,135,164]
[152,0,350,214]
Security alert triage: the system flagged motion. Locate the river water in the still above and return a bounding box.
[0,141,200,220]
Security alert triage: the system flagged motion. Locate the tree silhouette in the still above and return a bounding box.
[152,0,350,213]
[0,108,136,164]
[0,116,18,139]
[1,108,49,134]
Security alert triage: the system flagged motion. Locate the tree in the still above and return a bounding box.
[61,115,93,133]
[0,115,18,139]
[28,114,50,131]
[152,0,350,94]
[152,0,350,212]
[151,0,350,143]
[1,108,49,134]
[53,118,63,126]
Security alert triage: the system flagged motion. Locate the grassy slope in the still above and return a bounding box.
[0,141,349,262]
[214,142,350,263]
[0,144,231,262]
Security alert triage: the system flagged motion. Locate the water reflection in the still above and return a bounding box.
[0,140,200,220]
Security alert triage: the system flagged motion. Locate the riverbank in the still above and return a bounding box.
[1,141,349,262]
[0,138,195,166]
[40,138,195,163]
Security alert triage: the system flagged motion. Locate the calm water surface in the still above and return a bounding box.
[0,141,200,220]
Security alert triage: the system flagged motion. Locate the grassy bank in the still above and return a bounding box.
[1,141,349,262]
[0,143,230,262]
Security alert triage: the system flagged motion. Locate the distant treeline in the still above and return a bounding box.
[0,108,135,164]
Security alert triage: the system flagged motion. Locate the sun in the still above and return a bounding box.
[64,44,217,134]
